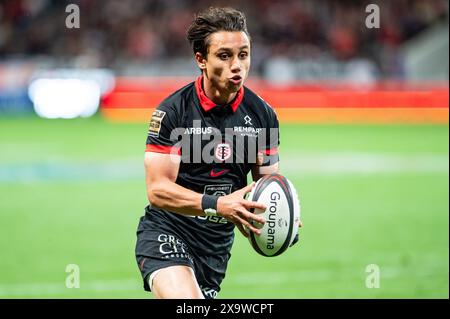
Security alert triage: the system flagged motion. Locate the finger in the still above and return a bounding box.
[236,206,265,225]
[242,199,266,211]
[244,221,262,236]
[235,214,262,235]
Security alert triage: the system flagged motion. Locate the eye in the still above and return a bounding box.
[239,52,248,59]
[219,53,229,60]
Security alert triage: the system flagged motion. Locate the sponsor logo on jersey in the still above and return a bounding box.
[215,143,232,161]
[233,126,263,137]
[204,184,232,196]
[184,127,213,135]
[157,233,194,261]
[210,169,230,178]
[200,286,218,299]
[148,110,166,137]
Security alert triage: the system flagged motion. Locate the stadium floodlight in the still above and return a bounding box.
[28,78,101,119]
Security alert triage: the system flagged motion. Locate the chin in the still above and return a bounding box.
[229,85,241,93]
[227,82,243,92]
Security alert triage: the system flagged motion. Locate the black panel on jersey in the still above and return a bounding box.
[143,76,280,255]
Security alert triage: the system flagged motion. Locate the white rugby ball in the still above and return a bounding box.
[247,173,301,257]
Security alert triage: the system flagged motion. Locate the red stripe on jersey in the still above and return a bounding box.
[195,76,244,113]
[262,148,278,155]
[145,144,181,155]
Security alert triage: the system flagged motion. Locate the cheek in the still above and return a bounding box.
[207,61,225,77]
[213,67,224,77]
[244,59,251,72]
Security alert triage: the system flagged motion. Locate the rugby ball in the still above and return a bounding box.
[247,173,301,257]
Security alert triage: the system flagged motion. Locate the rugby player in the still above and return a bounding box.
[135,7,286,299]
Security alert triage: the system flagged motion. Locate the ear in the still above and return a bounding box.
[195,52,206,70]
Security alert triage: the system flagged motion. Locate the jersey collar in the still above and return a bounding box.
[195,76,244,113]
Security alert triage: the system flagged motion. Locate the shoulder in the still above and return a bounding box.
[242,86,278,121]
[156,81,195,116]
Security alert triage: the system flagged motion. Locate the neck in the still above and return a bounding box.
[202,76,237,105]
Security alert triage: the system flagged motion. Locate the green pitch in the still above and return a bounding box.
[0,116,448,298]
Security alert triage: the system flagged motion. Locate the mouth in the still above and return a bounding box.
[229,75,242,85]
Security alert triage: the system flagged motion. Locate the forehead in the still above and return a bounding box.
[207,31,250,52]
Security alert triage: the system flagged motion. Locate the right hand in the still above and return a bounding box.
[217,182,266,237]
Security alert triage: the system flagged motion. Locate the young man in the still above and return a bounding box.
[135,7,281,299]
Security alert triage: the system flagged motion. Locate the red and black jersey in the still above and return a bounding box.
[144,76,279,254]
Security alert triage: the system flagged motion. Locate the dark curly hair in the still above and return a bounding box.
[186,7,250,58]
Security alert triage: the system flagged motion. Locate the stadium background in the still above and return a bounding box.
[0,0,448,298]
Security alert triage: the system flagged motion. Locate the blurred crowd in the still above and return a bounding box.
[0,0,448,76]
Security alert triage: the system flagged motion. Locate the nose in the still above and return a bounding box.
[230,56,241,73]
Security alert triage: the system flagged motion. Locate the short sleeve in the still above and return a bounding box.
[145,105,181,155]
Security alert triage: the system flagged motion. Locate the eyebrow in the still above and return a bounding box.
[216,45,250,52]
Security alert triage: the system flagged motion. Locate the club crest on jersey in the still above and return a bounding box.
[148,110,166,137]
[215,143,232,161]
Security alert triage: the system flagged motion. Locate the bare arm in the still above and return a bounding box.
[145,152,266,236]
[145,152,204,215]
